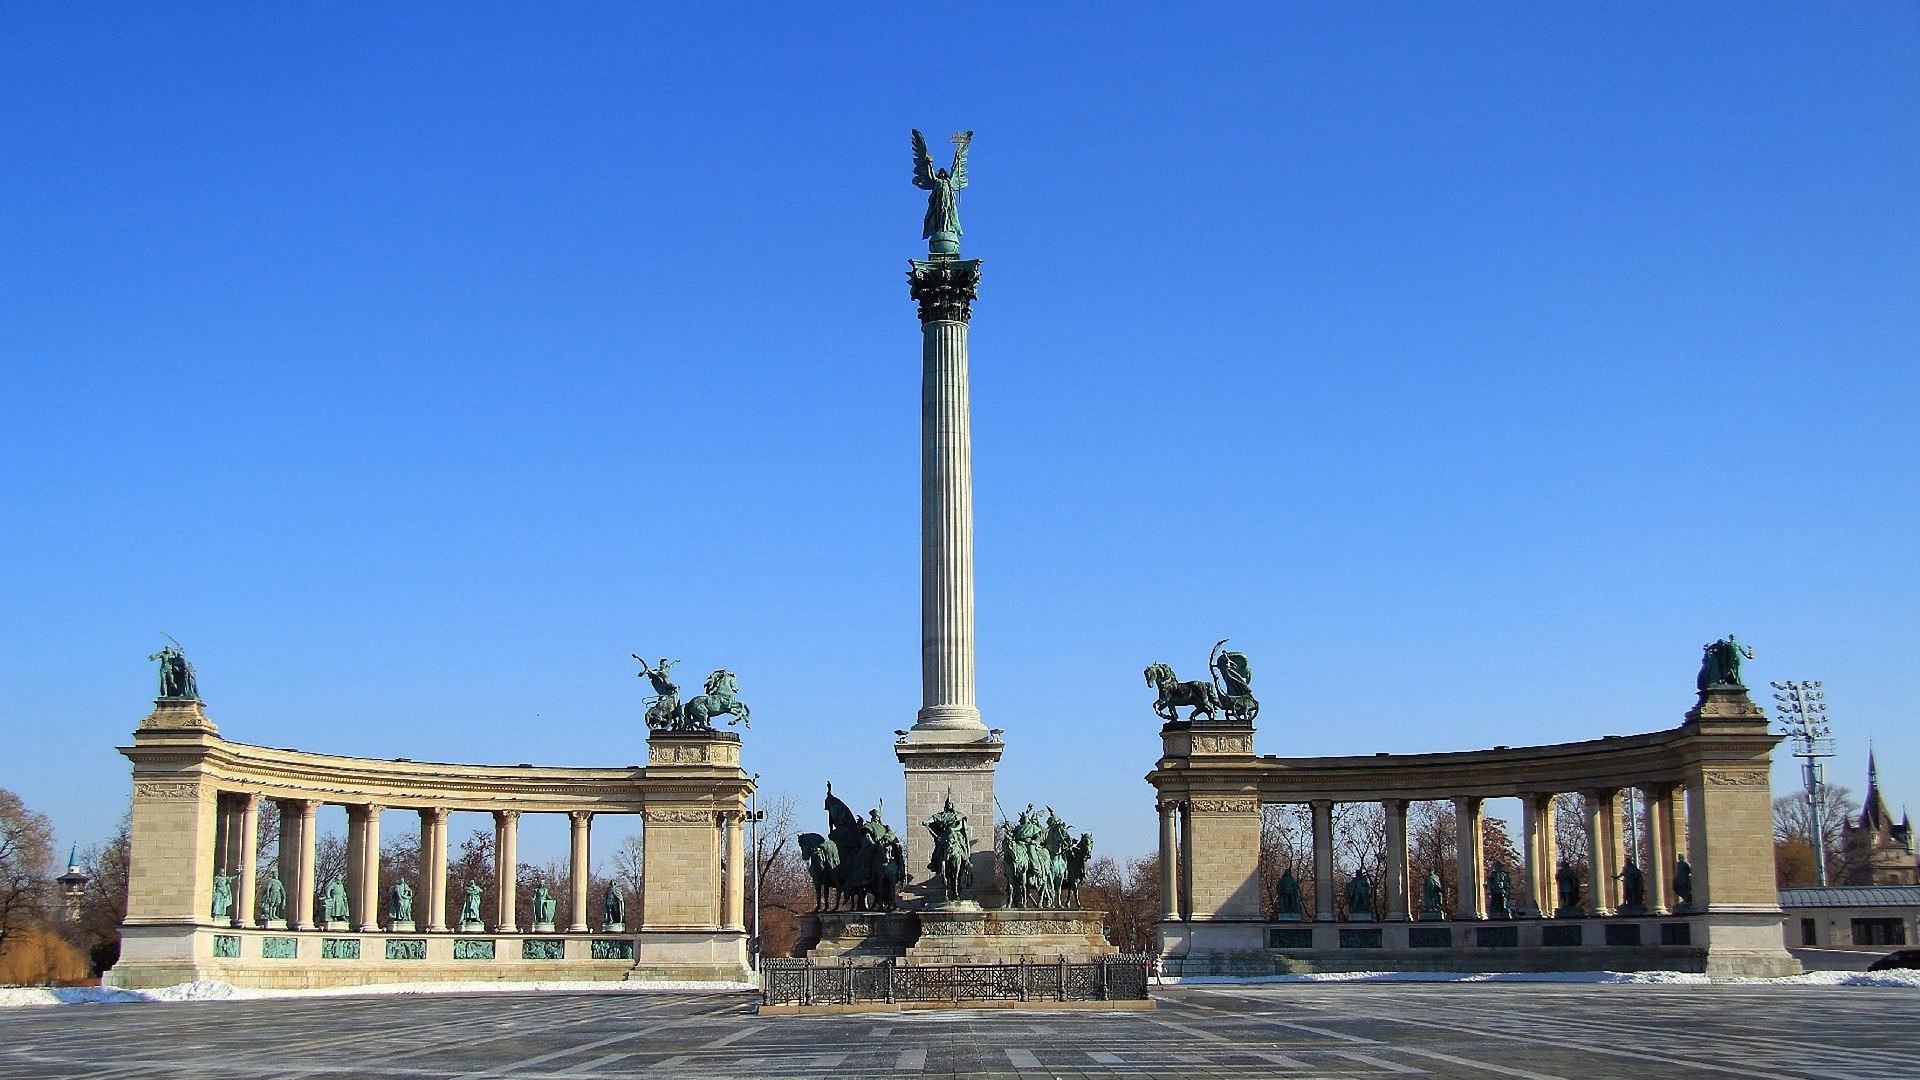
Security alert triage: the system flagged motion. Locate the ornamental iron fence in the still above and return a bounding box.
[760,955,1150,1007]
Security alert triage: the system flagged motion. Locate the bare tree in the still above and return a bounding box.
[607,832,643,924]
[1259,804,1312,916]
[0,788,54,960]
[1773,785,1859,888]
[1080,853,1159,952]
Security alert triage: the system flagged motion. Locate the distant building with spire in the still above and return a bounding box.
[55,845,89,922]
[1843,750,1917,886]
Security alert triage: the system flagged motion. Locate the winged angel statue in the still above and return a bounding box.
[912,129,971,256]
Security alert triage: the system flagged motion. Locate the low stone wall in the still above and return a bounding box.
[1160,914,1798,979]
[107,925,751,989]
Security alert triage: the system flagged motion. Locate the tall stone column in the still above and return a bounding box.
[424,808,449,932]
[1383,799,1409,921]
[344,807,365,927]
[1642,785,1670,915]
[357,806,382,932]
[494,810,519,932]
[1178,802,1195,919]
[1454,797,1486,920]
[1157,801,1181,921]
[1583,790,1612,916]
[293,800,319,931]
[235,794,259,929]
[275,799,300,921]
[723,812,745,930]
[1310,801,1334,921]
[897,254,1003,903]
[568,811,592,932]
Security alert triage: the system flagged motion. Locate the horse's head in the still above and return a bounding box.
[705,669,735,695]
[1144,662,1172,688]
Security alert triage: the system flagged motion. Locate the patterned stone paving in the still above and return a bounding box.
[1,983,1914,1078]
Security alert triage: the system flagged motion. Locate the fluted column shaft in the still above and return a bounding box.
[357,806,382,931]
[423,808,449,932]
[1454,797,1486,920]
[917,315,982,729]
[568,812,592,932]
[1158,802,1181,921]
[293,800,319,930]
[1383,800,1409,921]
[236,794,259,928]
[723,812,745,930]
[1583,790,1613,915]
[1643,785,1670,914]
[494,811,519,932]
[1311,801,1334,921]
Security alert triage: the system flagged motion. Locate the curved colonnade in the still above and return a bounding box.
[107,699,752,989]
[1150,684,1797,978]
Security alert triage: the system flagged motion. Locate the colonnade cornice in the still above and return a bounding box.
[1149,722,1743,805]
[123,732,752,813]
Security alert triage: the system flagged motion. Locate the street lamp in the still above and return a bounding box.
[748,773,765,971]
[1772,680,1834,886]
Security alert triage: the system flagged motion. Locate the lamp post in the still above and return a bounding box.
[1772,680,1834,886]
[748,774,764,971]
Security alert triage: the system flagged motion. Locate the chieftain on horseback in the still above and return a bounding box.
[798,783,905,913]
[997,800,1094,910]
[1145,639,1258,724]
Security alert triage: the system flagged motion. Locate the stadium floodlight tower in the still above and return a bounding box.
[1771,680,1834,886]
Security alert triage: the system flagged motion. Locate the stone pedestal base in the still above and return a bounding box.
[389,921,415,933]
[459,920,484,932]
[907,909,1114,964]
[795,911,920,959]
[261,919,287,930]
[628,929,751,983]
[531,921,556,933]
[603,922,626,933]
[1417,911,1446,921]
[1346,914,1374,922]
[1274,913,1303,922]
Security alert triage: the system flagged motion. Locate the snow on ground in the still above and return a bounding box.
[1164,968,1920,988]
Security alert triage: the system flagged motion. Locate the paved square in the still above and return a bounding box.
[1,984,1914,1078]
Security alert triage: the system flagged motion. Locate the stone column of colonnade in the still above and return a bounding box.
[1453,797,1487,920]
[1383,800,1410,921]
[1178,803,1196,918]
[294,800,319,930]
[421,808,449,932]
[568,812,592,933]
[1521,792,1556,916]
[724,812,746,930]
[494,811,519,933]
[235,794,260,928]
[1653,783,1685,912]
[1157,801,1181,921]
[1310,801,1334,921]
[1640,784,1669,914]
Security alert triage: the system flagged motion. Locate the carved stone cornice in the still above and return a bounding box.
[1703,769,1768,787]
[644,807,715,824]
[133,781,199,800]
[908,258,982,323]
[1187,797,1259,814]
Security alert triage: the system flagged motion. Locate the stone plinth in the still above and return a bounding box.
[908,909,1114,964]
[795,911,921,959]
[796,908,1118,965]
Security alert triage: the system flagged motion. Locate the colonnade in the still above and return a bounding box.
[209,795,748,933]
[1156,784,1690,924]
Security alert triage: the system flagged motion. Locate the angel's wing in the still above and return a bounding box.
[911,129,934,189]
[949,130,972,189]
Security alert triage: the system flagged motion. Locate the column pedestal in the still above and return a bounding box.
[896,734,1003,906]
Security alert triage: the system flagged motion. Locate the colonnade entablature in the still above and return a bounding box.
[1148,683,1798,979]
[107,697,755,989]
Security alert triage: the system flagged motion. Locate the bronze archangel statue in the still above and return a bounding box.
[912,129,971,257]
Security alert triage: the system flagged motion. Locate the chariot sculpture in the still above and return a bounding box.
[1145,639,1259,723]
[634,654,751,732]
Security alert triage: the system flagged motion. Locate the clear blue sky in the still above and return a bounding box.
[4,5,1915,867]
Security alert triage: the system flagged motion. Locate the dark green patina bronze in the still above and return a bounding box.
[389,879,413,923]
[911,129,971,256]
[1275,868,1303,917]
[634,654,750,731]
[259,871,286,922]
[1696,635,1754,690]
[799,782,903,912]
[922,793,974,902]
[148,636,200,701]
[1146,641,1259,724]
[998,801,1089,909]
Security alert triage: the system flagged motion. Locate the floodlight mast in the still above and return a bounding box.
[1771,680,1834,886]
